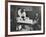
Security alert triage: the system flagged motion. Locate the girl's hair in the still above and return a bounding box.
[21,8,25,13]
[17,8,21,11]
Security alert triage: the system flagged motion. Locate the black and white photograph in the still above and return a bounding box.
[11,5,41,31]
[8,2,45,35]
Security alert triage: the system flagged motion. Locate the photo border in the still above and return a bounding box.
[5,1,45,37]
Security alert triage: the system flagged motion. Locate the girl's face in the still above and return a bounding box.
[23,9,25,12]
[36,13,38,17]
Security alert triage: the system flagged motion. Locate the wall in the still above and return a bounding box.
[0,0,46,37]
